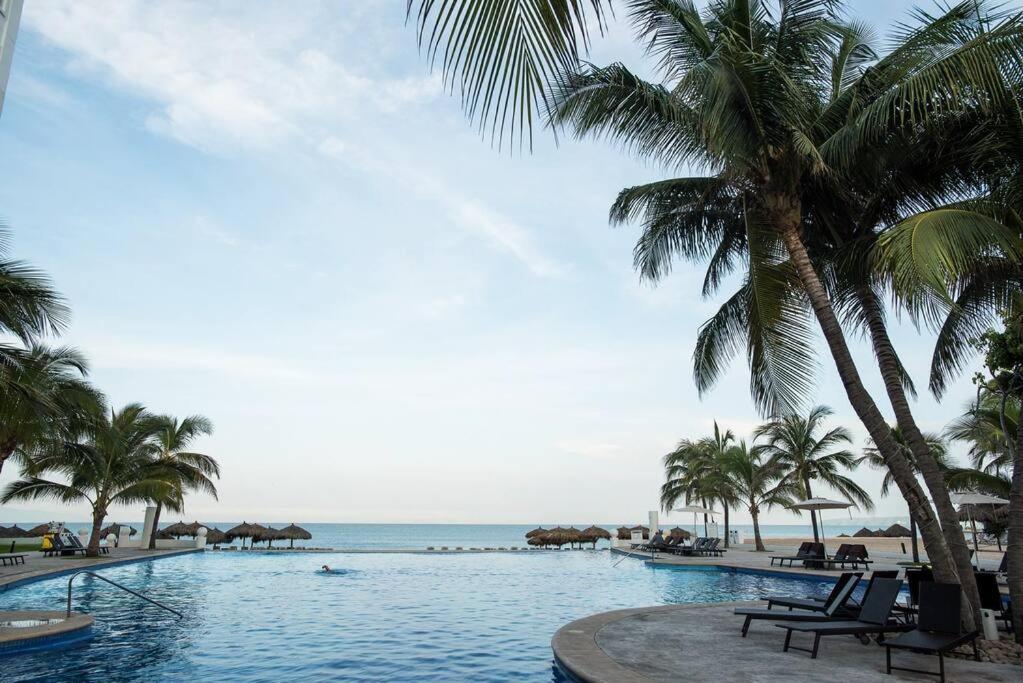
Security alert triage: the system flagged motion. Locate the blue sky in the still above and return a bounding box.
[0,1,1009,526]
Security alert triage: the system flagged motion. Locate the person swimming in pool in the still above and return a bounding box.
[321,565,332,572]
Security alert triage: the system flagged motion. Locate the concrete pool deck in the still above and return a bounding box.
[553,602,1020,682]
[0,547,200,590]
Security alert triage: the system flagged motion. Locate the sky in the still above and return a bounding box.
[0,1,1012,527]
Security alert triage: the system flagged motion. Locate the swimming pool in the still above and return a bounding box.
[0,552,836,681]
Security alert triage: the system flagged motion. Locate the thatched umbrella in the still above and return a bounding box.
[204,528,232,547]
[101,523,137,538]
[181,521,210,537]
[852,527,878,538]
[882,523,912,538]
[525,526,547,539]
[27,523,51,537]
[527,536,546,547]
[631,525,650,540]
[616,526,631,540]
[669,526,691,540]
[580,525,610,548]
[278,523,312,548]
[5,525,34,539]
[251,526,286,548]
[161,521,193,538]
[225,521,265,548]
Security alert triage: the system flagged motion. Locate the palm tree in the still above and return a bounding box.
[1,403,166,557]
[858,426,951,563]
[660,422,737,546]
[408,1,1023,621]
[0,344,103,476]
[0,227,69,343]
[755,406,873,543]
[720,442,796,552]
[146,415,219,550]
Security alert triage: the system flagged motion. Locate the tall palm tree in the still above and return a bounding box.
[858,426,950,563]
[720,441,796,551]
[1,403,165,557]
[660,422,737,546]
[755,406,873,542]
[409,1,1023,622]
[0,227,69,344]
[146,415,219,550]
[0,344,103,476]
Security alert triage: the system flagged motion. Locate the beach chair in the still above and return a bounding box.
[775,578,909,659]
[0,553,26,566]
[734,572,861,637]
[67,533,110,555]
[975,571,1012,631]
[42,536,87,557]
[766,572,865,612]
[771,570,900,614]
[769,542,812,567]
[818,543,872,570]
[884,582,980,682]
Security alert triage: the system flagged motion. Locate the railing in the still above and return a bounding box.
[612,545,649,567]
[66,570,183,619]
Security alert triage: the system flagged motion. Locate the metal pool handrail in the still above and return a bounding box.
[66,570,183,619]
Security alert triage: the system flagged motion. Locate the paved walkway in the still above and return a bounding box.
[0,547,200,590]
[553,602,1019,682]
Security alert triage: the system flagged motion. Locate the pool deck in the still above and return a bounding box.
[0,547,200,590]
[552,602,1020,682]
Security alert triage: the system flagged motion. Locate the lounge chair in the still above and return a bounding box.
[0,553,26,566]
[42,536,87,557]
[975,571,1012,631]
[766,571,873,612]
[673,537,707,556]
[769,542,812,567]
[775,577,909,658]
[817,543,872,570]
[701,538,724,556]
[884,582,980,682]
[734,572,861,637]
[67,533,110,555]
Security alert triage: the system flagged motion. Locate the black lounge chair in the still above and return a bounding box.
[0,553,26,566]
[68,533,110,555]
[769,542,813,567]
[767,571,896,613]
[42,536,87,557]
[676,537,708,556]
[884,582,980,682]
[775,577,909,658]
[735,572,861,636]
[819,543,873,570]
[975,571,1012,631]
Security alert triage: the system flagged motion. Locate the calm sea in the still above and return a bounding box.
[23,521,913,548]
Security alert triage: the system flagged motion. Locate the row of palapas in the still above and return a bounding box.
[156,521,313,548]
[0,521,313,549]
[524,525,694,548]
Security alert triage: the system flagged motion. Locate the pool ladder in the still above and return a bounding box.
[66,571,183,619]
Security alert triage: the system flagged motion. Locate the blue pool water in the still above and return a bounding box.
[0,551,836,681]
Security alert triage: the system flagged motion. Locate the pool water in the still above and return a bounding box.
[0,552,835,682]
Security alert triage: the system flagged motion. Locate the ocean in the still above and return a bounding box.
[21,520,914,548]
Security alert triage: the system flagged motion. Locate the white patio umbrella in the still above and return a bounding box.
[955,492,1009,567]
[788,498,853,554]
[673,505,717,540]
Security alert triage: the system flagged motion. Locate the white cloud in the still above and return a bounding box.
[23,1,439,153]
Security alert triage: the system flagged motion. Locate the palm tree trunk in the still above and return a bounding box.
[702,497,709,536]
[1006,397,1023,644]
[774,213,969,626]
[909,511,920,564]
[857,287,982,621]
[803,478,820,542]
[148,501,163,550]
[750,505,766,552]
[87,507,105,558]
[723,506,730,548]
